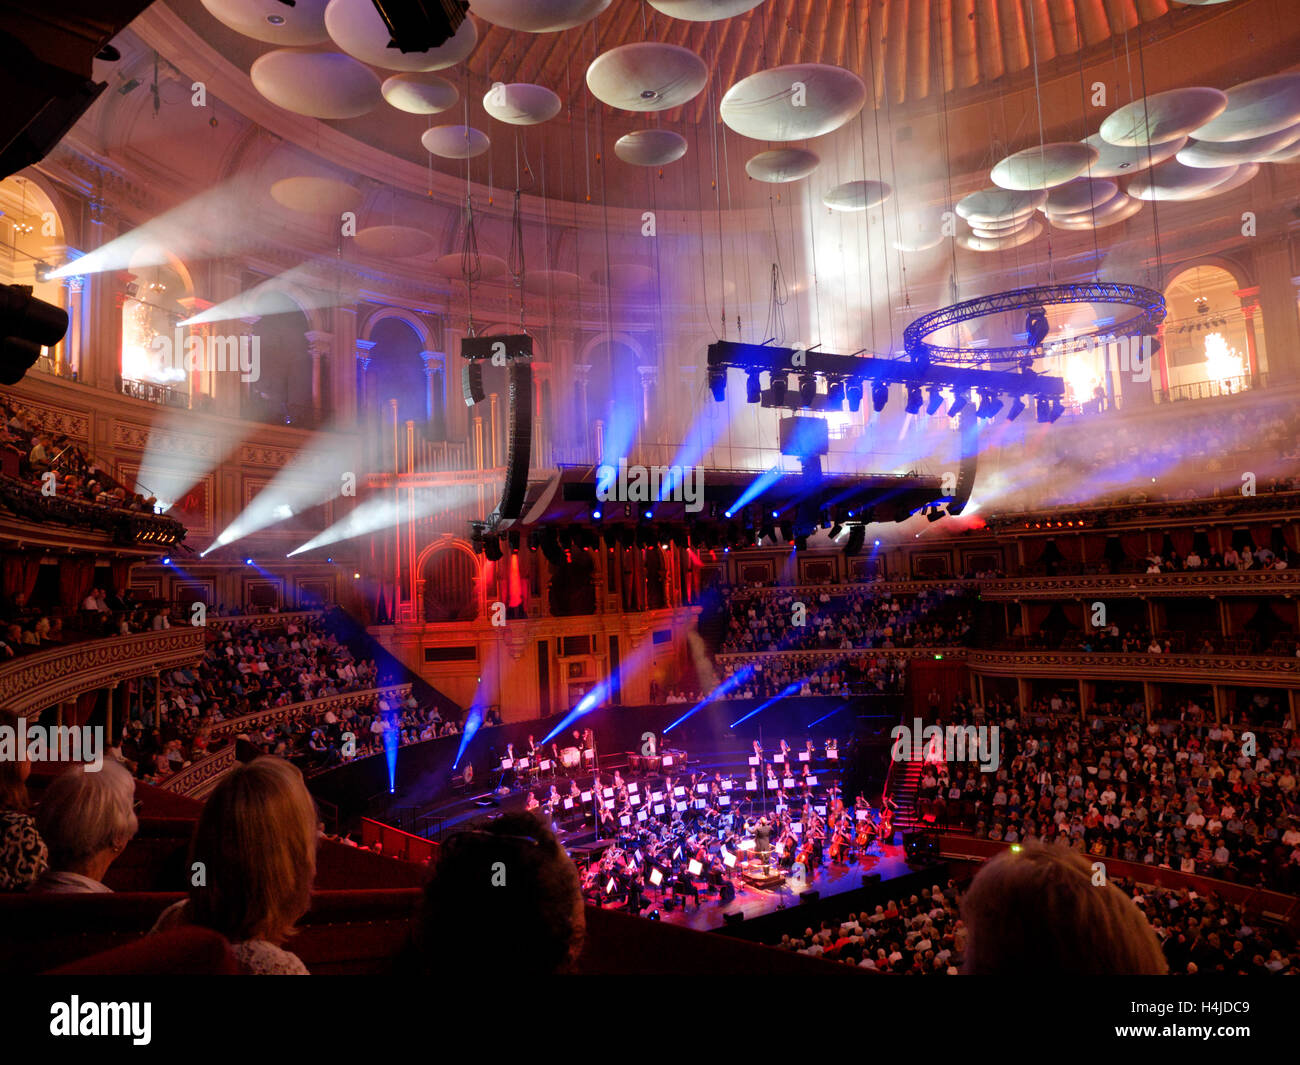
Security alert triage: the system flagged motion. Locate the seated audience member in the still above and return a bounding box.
[401,812,585,977]
[0,710,49,891]
[32,759,138,894]
[151,756,317,975]
[960,843,1167,975]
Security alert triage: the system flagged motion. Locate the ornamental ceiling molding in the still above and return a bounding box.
[40,143,154,218]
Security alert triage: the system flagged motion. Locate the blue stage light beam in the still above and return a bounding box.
[806,703,846,728]
[542,642,655,743]
[729,465,786,514]
[729,682,801,728]
[663,665,755,733]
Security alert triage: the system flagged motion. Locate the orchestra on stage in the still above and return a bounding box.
[498,731,896,914]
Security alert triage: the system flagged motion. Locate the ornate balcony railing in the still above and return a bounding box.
[0,629,206,717]
[204,610,325,631]
[159,742,237,800]
[965,648,1300,686]
[979,569,1300,600]
[207,684,413,742]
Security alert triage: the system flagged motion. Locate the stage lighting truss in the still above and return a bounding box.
[904,385,923,415]
[902,281,1166,368]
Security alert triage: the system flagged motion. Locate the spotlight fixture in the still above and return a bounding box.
[483,536,503,562]
[947,390,969,416]
[845,380,863,412]
[976,391,1003,419]
[1048,398,1064,423]
[1036,397,1051,423]
[798,374,816,406]
[745,370,762,404]
[245,558,254,565]
[161,556,171,565]
[871,381,889,412]
[904,385,923,415]
[592,509,602,520]
[1006,396,1026,422]
[1025,305,1050,348]
[770,373,788,405]
[826,380,844,408]
[925,387,945,416]
[0,284,70,385]
[708,367,727,402]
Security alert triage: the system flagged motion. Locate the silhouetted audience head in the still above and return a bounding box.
[960,842,1167,974]
[34,759,138,893]
[187,756,318,946]
[408,812,584,976]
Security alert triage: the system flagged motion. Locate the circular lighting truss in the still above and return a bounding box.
[903,282,1166,368]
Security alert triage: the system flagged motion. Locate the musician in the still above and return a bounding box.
[526,735,538,759]
[612,769,624,790]
[525,790,540,812]
[747,766,758,787]
[505,742,516,764]
[804,739,815,758]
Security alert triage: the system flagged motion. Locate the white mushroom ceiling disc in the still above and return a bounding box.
[325,0,477,70]
[1082,132,1186,177]
[1193,74,1300,142]
[251,51,380,118]
[1043,178,1120,216]
[955,187,1048,225]
[1100,87,1228,147]
[482,83,562,125]
[745,148,820,183]
[822,180,891,212]
[1049,197,1143,230]
[614,130,688,166]
[432,253,509,280]
[587,43,708,112]
[469,0,611,32]
[1183,162,1259,199]
[525,270,584,298]
[1127,159,1238,201]
[969,220,1031,239]
[1261,141,1300,163]
[269,177,361,214]
[648,0,767,20]
[1177,126,1300,167]
[382,73,458,114]
[355,226,435,257]
[991,142,1099,190]
[593,264,655,288]
[968,212,1035,232]
[720,64,866,142]
[959,221,1042,252]
[893,209,947,253]
[421,125,491,158]
[200,0,330,45]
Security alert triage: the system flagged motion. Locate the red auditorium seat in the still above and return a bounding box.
[46,927,240,976]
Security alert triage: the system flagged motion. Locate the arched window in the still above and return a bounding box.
[0,176,69,376]
[120,255,191,403]
[1163,265,1263,399]
[242,289,313,426]
[422,546,478,621]
[369,317,427,465]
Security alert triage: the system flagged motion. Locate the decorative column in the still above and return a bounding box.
[420,350,446,439]
[573,364,592,453]
[304,330,333,420]
[1253,238,1299,382]
[1235,287,1262,381]
[355,338,376,415]
[637,364,659,430]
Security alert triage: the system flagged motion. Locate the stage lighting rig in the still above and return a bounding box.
[871,381,889,412]
[708,367,727,402]
[846,380,863,412]
[369,0,471,53]
[826,380,844,408]
[1025,305,1050,349]
[1006,396,1027,422]
[925,387,945,416]
[769,373,788,405]
[745,370,762,403]
[904,385,923,415]
[948,390,970,416]
[798,374,817,406]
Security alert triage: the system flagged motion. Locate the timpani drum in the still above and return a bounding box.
[560,747,581,768]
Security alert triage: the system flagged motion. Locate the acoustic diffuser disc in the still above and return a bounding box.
[421,125,491,158]
[269,177,362,214]
[482,83,562,125]
[251,51,380,118]
[1177,126,1300,167]
[614,130,688,166]
[822,180,891,212]
[720,64,866,142]
[325,0,478,70]
[433,253,510,280]
[382,73,458,114]
[959,221,1042,252]
[1100,87,1228,147]
[1191,74,1300,143]
[648,0,767,19]
[1082,133,1186,177]
[1042,178,1120,216]
[586,43,708,112]
[955,187,1047,225]
[469,0,611,32]
[1127,159,1239,200]
[1048,196,1143,230]
[354,226,435,257]
[200,0,330,45]
[745,149,820,183]
[991,142,1099,190]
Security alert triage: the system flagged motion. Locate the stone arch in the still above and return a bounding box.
[417,537,481,622]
